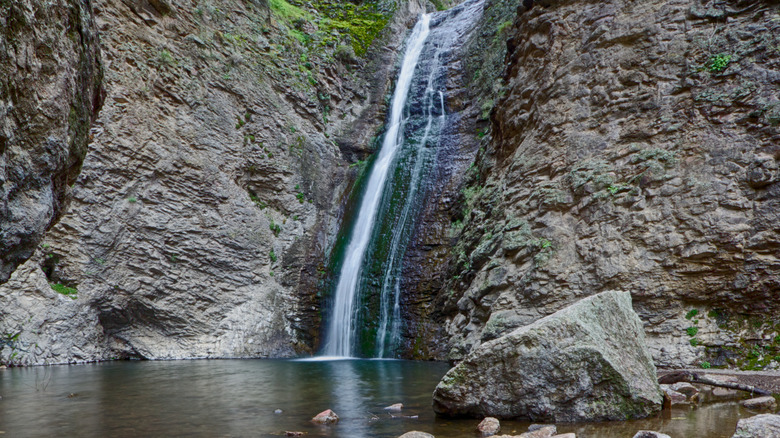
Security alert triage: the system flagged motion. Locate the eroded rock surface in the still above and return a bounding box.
[0,0,104,283]
[432,291,662,422]
[0,0,431,364]
[437,0,780,368]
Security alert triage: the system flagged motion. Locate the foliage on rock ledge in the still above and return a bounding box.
[270,0,393,57]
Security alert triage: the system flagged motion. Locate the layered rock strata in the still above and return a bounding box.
[437,0,780,368]
[0,0,432,365]
[0,0,104,283]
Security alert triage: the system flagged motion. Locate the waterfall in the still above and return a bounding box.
[323,0,485,358]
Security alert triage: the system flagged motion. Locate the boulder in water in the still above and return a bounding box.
[741,396,778,411]
[432,291,662,422]
[732,414,780,438]
[477,417,501,436]
[311,409,339,424]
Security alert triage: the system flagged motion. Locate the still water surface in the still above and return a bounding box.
[0,359,754,437]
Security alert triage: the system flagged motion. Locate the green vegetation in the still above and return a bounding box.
[269,249,277,263]
[686,326,699,337]
[700,361,711,369]
[156,49,175,66]
[706,53,732,73]
[50,283,78,299]
[128,197,137,203]
[268,0,307,20]
[269,220,281,237]
[268,0,391,57]
[685,309,699,320]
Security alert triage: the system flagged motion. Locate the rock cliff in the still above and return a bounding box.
[437,0,780,368]
[0,0,435,364]
[0,0,104,283]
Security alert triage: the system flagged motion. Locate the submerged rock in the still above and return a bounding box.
[741,396,778,411]
[633,431,671,438]
[732,414,780,438]
[477,417,501,436]
[385,403,404,412]
[398,432,435,438]
[311,409,339,425]
[432,291,662,422]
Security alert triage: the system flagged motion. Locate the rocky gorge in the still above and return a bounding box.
[1,0,780,402]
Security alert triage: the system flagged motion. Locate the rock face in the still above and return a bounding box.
[432,291,662,422]
[0,0,431,364]
[732,414,780,438]
[435,0,780,368]
[0,0,104,283]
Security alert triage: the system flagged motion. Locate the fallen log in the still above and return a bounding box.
[658,371,772,396]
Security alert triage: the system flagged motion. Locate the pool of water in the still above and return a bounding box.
[0,359,757,437]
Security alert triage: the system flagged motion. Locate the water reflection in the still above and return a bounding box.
[0,360,760,438]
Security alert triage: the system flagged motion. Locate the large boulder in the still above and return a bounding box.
[732,414,780,438]
[432,291,662,422]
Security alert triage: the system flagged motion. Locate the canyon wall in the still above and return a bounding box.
[437,0,780,368]
[0,0,104,283]
[0,0,434,365]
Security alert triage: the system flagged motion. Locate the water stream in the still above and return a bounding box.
[323,0,486,358]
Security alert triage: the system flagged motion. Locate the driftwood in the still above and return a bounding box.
[658,371,773,396]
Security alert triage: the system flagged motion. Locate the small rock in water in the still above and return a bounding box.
[633,431,671,438]
[311,409,339,425]
[732,414,780,438]
[518,425,557,438]
[741,396,778,411]
[285,432,304,437]
[385,403,404,412]
[274,409,283,414]
[477,417,500,436]
[398,432,434,438]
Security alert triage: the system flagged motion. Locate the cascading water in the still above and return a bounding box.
[323,0,486,358]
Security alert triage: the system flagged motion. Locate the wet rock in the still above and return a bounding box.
[552,434,576,438]
[385,403,404,412]
[669,382,698,398]
[732,414,780,438]
[662,389,688,405]
[633,431,671,438]
[274,409,283,414]
[433,291,662,422]
[741,396,778,411]
[520,425,557,438]
[311,409,339,425]
[477,417,501,436]
[285,432,304,437]
[398,432,435,438]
